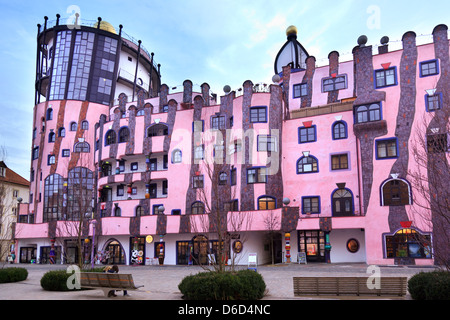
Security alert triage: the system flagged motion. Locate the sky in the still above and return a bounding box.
[0,0,449,180]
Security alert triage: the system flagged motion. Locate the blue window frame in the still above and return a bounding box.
[302,196,320,214]
[375,138,398,159]
[332,121,347,140]
[62,149,70,157]
[298,125,317,143]
[250,106,267,123]
[419,59,439,77]
[425,93,442,112]
[257,195,276,210]
[297,156,319,174]
[374,67,397,88]
[322,75,347,92]
[293,83,307,98]
[192,120,204,132]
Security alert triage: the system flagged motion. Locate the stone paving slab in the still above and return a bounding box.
[0,263,438,300]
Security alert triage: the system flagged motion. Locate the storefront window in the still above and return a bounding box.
[385,228,432,259]
[130,237,145,265]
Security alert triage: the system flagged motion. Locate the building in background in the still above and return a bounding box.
[0,161,29,263]
[14,15,449,267]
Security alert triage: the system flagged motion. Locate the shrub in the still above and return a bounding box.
[408,271,450,300]
[0,267,28,283]
[40,267,104,291]
[178,269,266,300]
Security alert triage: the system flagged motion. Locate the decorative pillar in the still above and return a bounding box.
[285,233,291,263]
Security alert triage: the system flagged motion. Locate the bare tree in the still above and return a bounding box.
[262,209,281,265]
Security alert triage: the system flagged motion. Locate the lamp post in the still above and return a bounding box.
[90,220,97,269]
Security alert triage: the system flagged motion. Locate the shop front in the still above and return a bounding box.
[297,230,326,262]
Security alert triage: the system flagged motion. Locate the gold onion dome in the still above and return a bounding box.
[93,20,117,34]
[286,25,298,37]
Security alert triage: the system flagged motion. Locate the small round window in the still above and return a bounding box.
[346,239,359,253]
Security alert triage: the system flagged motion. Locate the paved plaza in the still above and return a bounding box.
[0,262,438,300]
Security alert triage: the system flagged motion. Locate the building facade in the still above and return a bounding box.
[14,15,449,266]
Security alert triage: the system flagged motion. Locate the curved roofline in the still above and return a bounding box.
[274,37,310,75]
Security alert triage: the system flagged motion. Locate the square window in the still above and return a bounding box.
[376,138,398,159]
[331,154,348,170]
[117,185,124,197]
[298,126,316,143]
[420,60,439,77]
[257,135,277,152]
[130,162,138,171]
[250,106,267,123]
[293,83,308,98]
[192,175,204,188]
[426,93,442,112]
[375,67,397,88]
[302,197,320,214]
[62,149,70,157]
[211,115,226,130]
[247,167,267,184]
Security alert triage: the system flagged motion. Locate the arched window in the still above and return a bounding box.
[332,121,347,140]
[74,142,90,153]
[105,130,116,146]
[147,123,168,137]
[219,172,228,185]
[297,156,318,174]
[58,127,65,137]
[136,206,144,217]
[67,167,94,221]
[46,108,53,120]
[81,120,89,130]
[48,132,56,143]
[258,196,276,210]
[381,178,412,206]
[43,174,65,222]
[70,122,77,131]
[191,201,205,214]
[114,206,121,217]
[48,155,56,165]
[136,109,145,116]
[384,228,432,259]
[172,149,182,163]
[332,188,354,216]
[118,127,130,143]
[355,103,381,123]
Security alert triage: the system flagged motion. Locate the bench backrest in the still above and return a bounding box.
[80,272,137,289]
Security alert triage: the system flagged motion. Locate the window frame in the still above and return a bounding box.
[211,115,226,130]
[105,130,116,146]
[257,195,276,210]
[257,135,278,152]
[293,83,308,98]
[298,125,317,144]
[331,153,349,170]
[322,75,347,92]
[354,103,382,124]
[380,178,412,206]
[247,167,267,184]
[249,106,267,123]
[191,201,205,214]
[296,155,319,174]
[419,59,439,77]
[301,196,321,214]
[192,175,204,189]
[331,121,347,140]
[425,93,442,112]
[374,67,397,88]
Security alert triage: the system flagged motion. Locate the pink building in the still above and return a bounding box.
[14,16,449,267]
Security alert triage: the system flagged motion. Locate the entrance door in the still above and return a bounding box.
[20,247,36,263]
[298,230,325,262]
[105,240,126,264]
[177,241,192,265]
[192,235,208,265]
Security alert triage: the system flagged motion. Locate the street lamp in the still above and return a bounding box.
[90,220,97,269]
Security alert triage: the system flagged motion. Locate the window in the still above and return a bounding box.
[376,138,398,159]
[194,145,204,160]
[70,122,77,131]
[117,185,124,197]
[147,123,168,137]
[426,134,447,153]
[425,93,442,111]
[211,115,225,130]
[171,209,181,215]
[192,175,204,188]
[131,187,137,195]
[48,132,56,143]
[347,239,360,253]
[74,142,90,153]
[162,180,168,195]
[250,106,267,123]
[247,167,267,184]
[43,174,64,222]
[331,154,348,170]
[193,120,204,132]
[224,199,239,212]
[298,126,316,143]
[375,67,397,88]
[46,108,53,121]
[297,156,318,174]
[136,109,145,116]
[257,135,278,152]
[293,83,308,98]
[191,201,205,214]
[81,120,89,130]
[258,196,276,210]
[162,105,168,113]
[332,121,347,140]
[420,59,439,77]
[322,75,346,92]
[105,130,116,146]
[58,127,65,137]
[230,168,237,186]
[302,196,320,214]
[48,155,56,165]
[385,228,432,259]
[62,149,70,157]
[114,206,121,217]
[67,167,94,221]
[172,149,182,163]
[32,147,39,160]
[118,127,130,143]
[381,178,412,206]
[136,206,144,217]
[332,189,353,216]
[219,172,228,185]
[355,103,381,123]
[130,162,138,171]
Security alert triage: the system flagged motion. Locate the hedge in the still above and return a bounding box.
[40,267,104,291]
[0,267,28,283]
[408,271,450,300]
[178,269,266,300]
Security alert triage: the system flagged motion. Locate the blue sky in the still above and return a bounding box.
[0,0,449,180]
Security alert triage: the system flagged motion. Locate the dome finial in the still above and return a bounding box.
[286,25,298,38]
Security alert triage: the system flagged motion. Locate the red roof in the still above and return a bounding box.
[0,161,29,187]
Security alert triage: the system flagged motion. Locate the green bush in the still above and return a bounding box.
[178,269,266,300]
[0,267,28,283]
[408,271,450,300]
[40,267,104,291]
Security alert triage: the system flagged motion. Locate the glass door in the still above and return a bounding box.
[177,241,192,265]
[298,230,325,262]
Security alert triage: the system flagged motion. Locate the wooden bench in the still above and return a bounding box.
[80,272,144,296]
[293,276,407,297]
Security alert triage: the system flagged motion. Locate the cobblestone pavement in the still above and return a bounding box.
[0,262,438,300]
